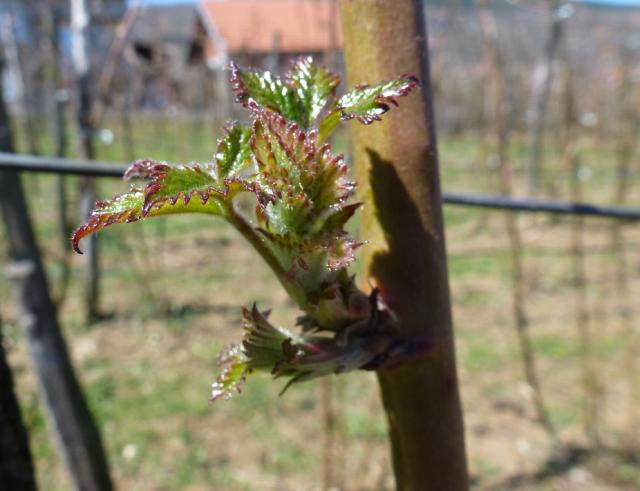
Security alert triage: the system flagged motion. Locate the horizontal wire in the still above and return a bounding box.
[1,152,639,222]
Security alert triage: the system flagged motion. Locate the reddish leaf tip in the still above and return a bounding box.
[71,227,86,254]
[124,159,170,180]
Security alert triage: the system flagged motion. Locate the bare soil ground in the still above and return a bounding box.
[2,132,639,490]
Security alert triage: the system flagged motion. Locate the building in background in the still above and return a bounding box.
[126,3,209,108]
[198,0,341,70]
[122,0,341,110]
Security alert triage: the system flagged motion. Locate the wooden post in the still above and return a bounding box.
[0,62,35,491]
[71,0,101,321]
[0,52,113,491]
[0,315,37,491]
[339,1,468,489]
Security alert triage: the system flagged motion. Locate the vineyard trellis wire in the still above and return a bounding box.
[1,151,639,221]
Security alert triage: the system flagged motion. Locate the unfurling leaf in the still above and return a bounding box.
[286,57,341,124]
[230,57,341,128]
[334,75,419,124]
[230,62,307,126]
[214,123,253,178]
[211,305,296,401]
[251,109,354,238]
[213,304,392,400]
[248,109,362,307]
[210,344,248,402]
[318,75,419,140]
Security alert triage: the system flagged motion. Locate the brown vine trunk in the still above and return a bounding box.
[339,1,469,489]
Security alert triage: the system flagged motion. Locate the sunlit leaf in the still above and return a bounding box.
[230,58,341,128]
[286,56,341,124]
[210,344,249,402]
[214,122,254,178]
[335,75,419,124]
[72,123,257,253]
[318,75,420,141]
[71,165,254,254]
[230,61,307,125]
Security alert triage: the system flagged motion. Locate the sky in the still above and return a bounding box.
[131,0,195,4]
[577,0,640,5]
[128,0,193,5]
[129,0,640,5]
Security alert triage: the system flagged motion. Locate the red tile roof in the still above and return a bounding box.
[199,0,341,61]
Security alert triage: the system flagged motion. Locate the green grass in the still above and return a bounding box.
[448,250,509,278]
[4,115,640,490]
[532,335,579,361]
[464,339,506,371]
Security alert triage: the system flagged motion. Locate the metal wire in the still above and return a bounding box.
[443,192,640,221]
[1,152,639,221]
[0,152,128,177]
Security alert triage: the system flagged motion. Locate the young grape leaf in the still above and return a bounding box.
[210,344,248,402]
[248,109,361,304]
[251,109,353,239]
[230,61,308,126]
[335,75,419,124]
[214,123,253,178]
[212,304,392,400]
[72,123,256,253]
[230,57,341,128]
[286,57,341,125]
[318,75,420,141]
[211,305,297,401]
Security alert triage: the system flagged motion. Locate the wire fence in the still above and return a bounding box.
[2,152,640,222]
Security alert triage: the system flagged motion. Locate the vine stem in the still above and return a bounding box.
[225,204,308,309]
[340,1,469,489]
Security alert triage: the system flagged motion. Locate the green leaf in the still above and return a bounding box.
[251,109,353,239]
[211,305,297,402]
[318,75,419,140]
[230,61,307,126]
[211,304,388,401]
[210,344,249,402]
[286,56,341,125]
[71,166,242,253]
[335,75,419,123]
[242,305,298,370]
[230,58,341,128]
[246,109,362,301]
[73,123,257,253]
[214,122,253,178]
